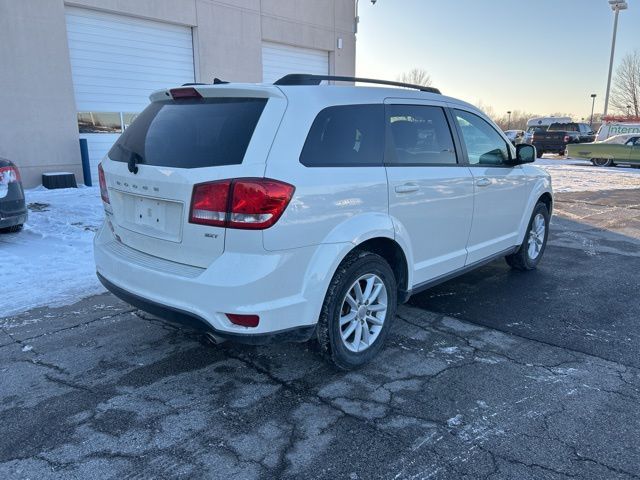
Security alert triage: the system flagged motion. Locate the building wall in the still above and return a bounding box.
[0,0,356,187]
[0,0,84,187]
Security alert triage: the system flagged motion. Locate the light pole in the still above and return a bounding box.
[590,94,597,126]
[627,105,632,116]
[603,0,628,116]
[507,111,512,130]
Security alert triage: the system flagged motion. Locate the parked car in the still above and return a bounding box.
[567,134,640,167]
[94,75,553,369]
[532,122,596,157]
[523,116,572,144]
[0,158,27,233]
[505,129,525,145]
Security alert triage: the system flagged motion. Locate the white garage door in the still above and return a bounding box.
[262,42,329,84]
[65,7,195,182]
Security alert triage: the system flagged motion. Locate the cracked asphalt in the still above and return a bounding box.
[1,188,639,479]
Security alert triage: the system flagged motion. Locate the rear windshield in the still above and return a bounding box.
[108,98,267,168]
[527,126,547,133]
[549,123,579,132]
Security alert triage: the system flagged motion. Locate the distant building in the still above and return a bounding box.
[1,0,356,187]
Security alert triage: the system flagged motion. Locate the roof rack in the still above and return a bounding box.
[274,74,441,94]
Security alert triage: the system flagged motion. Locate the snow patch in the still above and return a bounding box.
[447,414,463,427]
[0,186,105,318]
[439,346,460,354]
[535,157,640,192]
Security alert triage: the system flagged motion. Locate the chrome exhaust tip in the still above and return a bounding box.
[204,332,226,345]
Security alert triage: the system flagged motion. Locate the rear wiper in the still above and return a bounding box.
[128,152,142,174]
[114,144,142,174]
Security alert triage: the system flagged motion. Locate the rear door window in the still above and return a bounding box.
[300,104,384,167]
[386,105,457,165]
[108,98,267,168]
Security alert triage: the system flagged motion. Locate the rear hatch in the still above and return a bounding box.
[101,85,287,268]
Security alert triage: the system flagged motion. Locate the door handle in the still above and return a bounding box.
[475,178,491,187]
[395,183,420,194]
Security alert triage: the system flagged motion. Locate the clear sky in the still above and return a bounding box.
[356,0,640,118]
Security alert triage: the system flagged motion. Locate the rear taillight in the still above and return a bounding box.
[189,180,231,227]
[189,178,295,230]
[0,165,21,185]
[228,179,295,229]
[98,163,110,204]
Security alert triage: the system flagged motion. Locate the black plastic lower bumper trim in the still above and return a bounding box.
[97,272,316,345]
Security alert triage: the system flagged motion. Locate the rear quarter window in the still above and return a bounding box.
[300,104,384,167]
[108,98,267,168]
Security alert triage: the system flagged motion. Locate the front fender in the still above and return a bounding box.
[517,174,553,244]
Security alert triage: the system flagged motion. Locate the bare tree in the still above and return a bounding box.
[475,101,496,121]
[611,50,640,117]
[492,110,537,131]
[397,68,432,87]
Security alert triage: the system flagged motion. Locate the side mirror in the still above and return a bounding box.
[511,144,536,164]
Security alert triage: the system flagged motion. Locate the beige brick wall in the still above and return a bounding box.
[0,0,356,187]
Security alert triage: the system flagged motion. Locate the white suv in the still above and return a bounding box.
[95,75,552,369]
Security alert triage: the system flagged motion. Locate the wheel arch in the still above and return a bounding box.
[353,237,411,303]
[517,178,553,244]
[538,191,553,216]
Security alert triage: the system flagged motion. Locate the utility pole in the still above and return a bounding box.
[604,0,628,116]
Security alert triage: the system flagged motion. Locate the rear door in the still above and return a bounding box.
[102,87,286,267]
[628,137,640,164]
[385,101,474,285]
[452,108,530,264]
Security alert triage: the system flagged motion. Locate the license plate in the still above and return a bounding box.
[112,191,183,242]
[134,197,167,231]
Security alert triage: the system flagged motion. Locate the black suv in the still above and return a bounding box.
[532,122,596,157]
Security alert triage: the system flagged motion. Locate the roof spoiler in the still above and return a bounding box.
[274,74,441,94]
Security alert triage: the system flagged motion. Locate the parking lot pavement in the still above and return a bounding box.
[410,188,640,369]
[1,295,639,480]
[1,189,639,479]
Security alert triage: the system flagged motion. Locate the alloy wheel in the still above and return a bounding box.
[527,213,546,260]
[339,274,388,353]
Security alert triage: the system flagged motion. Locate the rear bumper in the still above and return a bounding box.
[533,142,566,153]
[93,223,344,342]
[98,273,315,344]
[0,212,27,229]
[0,185,27,228]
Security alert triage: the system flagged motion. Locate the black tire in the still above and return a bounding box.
[505,203,549,271]
[317,250,397,370]
[536,148,543,159]
[0,224,23,234]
